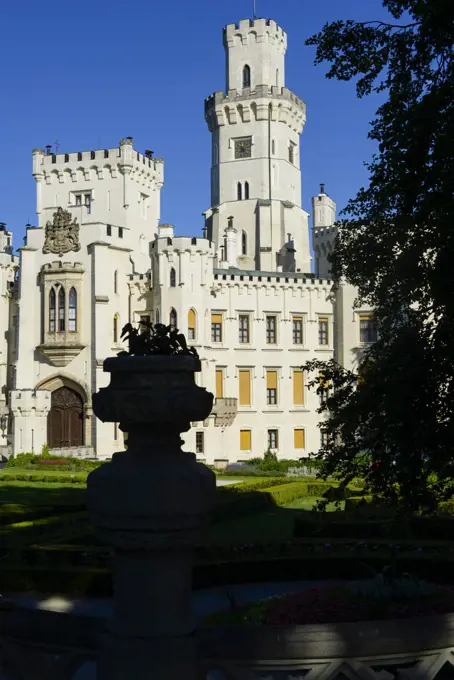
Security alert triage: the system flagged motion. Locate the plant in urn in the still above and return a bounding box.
[87,321,216,680]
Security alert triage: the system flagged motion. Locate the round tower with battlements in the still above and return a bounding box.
[204,18,310,274]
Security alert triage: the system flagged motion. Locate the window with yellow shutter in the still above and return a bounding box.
[240,429,252,451]
[318,317,329,345]
[266,370,278,405]
[188,308,196,341]
[294,428,305,449]
[293,369,304,405]
[215,369,223,399]
[239,369,251,405]
[211,313,222,342]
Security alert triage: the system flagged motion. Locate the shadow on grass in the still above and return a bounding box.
[1,483,454,673]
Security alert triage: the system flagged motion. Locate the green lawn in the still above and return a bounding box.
[0,481,87,506]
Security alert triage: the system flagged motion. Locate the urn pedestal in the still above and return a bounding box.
[87,355,216,680]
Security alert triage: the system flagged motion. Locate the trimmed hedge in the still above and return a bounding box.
[293,513,454,541]
[214,481,312,522]
[4,541,454,596]
[0,472,87,483]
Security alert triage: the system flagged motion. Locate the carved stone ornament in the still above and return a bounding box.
[43,207,81,257]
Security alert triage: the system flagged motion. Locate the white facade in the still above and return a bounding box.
[2,16,373,462]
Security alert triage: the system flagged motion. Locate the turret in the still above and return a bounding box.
[312,184,337,278]
[204,17,309,274]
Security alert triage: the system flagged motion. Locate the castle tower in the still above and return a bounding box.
[204,18,310,273]
[312,183,337,278]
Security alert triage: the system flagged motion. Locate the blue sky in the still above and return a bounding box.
[1,0,390,247]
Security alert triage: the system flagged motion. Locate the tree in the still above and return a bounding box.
[304,0,454,511]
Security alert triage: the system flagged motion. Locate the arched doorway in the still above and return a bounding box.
[47,386,84,449]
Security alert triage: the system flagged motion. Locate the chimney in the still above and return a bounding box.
[45,145,52,156]
[320,183,325,195]
[144,149,154,159]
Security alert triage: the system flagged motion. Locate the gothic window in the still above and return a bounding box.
[113,314,119,344]
[188,308,196,341]
[49,288,56,332]
[271,139,276,155]
[244,181,250,199]
[276,68,279,86]
[237,182,242,201]
[169,308,177,331]
[288,142,296,164]
[58,288,65,332]
[243,64,251,88]
[170,267,176,287]
[242,231,247,255]
[114,270,118,294]
[68,288,77,332]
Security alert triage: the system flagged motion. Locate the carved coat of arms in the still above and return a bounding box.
[43,207,81,257]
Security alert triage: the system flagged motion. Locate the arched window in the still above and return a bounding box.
[243,64,251,89]
[155,309,160,324]
[242,231,247,255]
[244,181,249,199]
[169,308,178,331]
[271,139,276,155]
[58,288,65,332]
[237,182,242,201]
[188,308,196,341]
[170,267,176,288]
[49,288,56,332]
[276,68,279,86]
[113,314,119,343]
[114,270,118,294]
[68,288,77,332]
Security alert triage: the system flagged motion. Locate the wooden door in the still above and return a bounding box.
[47,387,84,449]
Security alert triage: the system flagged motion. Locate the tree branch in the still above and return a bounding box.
[360,20,421,30]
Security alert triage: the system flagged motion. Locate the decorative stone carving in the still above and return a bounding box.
[43,207,81,257]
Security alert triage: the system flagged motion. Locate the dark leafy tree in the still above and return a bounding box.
[303,0,454,511]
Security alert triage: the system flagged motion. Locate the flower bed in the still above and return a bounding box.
[205,581,454,626]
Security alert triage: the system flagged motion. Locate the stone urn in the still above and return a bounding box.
[87,353,216,680]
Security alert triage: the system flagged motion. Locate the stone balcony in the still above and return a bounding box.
[211,397,238,427]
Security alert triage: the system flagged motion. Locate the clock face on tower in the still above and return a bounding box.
[234,137,252,159]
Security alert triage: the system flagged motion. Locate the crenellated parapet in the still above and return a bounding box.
[33,140,164,191]
[205,86,306,134]
[223,18,287,54]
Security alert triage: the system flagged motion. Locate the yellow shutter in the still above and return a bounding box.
[319,370,329,389]
[266,370,277,389]
[240,429,251,451]
[215,369,223,398]
[211,313,222,324]
[294,429,305,449]
[239,370,251,405]
[293,370,304,405]
[188,308,196,330]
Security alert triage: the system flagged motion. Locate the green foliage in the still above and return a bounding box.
[5,453,37,468]
[1,472,87,484]
[40,444,50,458]
[303,1,454,513]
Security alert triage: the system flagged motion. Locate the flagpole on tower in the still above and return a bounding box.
[253,0,256,19]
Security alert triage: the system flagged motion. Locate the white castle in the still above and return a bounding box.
[0,17,376,463]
